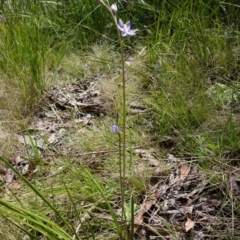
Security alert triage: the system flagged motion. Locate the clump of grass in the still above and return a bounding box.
[145,0,240,158]
[0,6,47,116]
[0,20,45,113]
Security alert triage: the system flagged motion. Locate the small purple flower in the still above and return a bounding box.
[110,125,119,133]
[117,19,138,37]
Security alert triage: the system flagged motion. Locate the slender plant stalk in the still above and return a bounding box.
[100,0,127,226]
[119,37,126,225]
[110,6,127,229]
[118,131,124,222]
[98,2,138,238]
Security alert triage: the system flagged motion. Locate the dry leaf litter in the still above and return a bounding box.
[134,156,240,239]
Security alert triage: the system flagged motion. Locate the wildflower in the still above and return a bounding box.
[117,19,138,37]
[110,3,117,15]
[110,125,119,133]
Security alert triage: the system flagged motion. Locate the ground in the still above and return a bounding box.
[1,60,240,239]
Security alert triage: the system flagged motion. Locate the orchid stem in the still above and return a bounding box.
[120,37,126,226]
[98,0,129,235]
[107,3,127,227]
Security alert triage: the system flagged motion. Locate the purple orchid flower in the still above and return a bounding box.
[117,19,138,37]
[110,124,119,133]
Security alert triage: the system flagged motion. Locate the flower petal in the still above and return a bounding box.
[126,21,131,29]
[118,19,124,28]
[127,29,138,36]
[117,19,138,37]
[118,25,124,32]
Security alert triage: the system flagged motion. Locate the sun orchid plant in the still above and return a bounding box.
[97,0,138,237]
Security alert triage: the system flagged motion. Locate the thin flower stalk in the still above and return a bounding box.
[98,1,137,237]
[99,1,128,227]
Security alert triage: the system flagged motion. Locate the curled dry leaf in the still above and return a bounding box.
[180,163,190,180]
[185,217,195,232]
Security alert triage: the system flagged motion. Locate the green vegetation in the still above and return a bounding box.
[0,0,240,239]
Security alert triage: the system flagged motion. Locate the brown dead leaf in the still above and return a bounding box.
[134,189,161,233]
[180,163,190,180]
[185,211,192,219]
[183,205,194,219]
[185,217,195,232]
[197,217,208,225]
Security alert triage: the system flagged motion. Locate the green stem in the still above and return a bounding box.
[118,132,123,223]
[99,0,127,234]
[104,1,127,226]
[120,37,126,224]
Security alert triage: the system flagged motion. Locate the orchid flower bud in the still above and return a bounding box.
[110,125,119,133]
[111,3,118,15]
